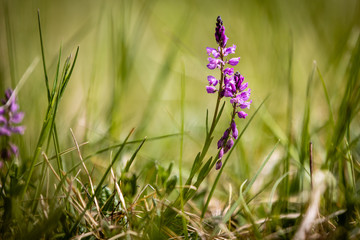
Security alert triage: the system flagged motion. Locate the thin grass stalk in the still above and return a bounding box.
[179,66,188,239]
[283,37,293,208]
[3,0,17,86]
[37,10,50,101]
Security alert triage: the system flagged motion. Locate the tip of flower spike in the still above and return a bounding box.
[216,16,223,26]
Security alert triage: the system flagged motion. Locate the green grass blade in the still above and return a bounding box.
[316,66,334,127]
[268,171,292,213]
[37,9,50,101]
[239,180,262,239]
[223,139,280,223]
[124,137,147,172]
[179,64,188,239]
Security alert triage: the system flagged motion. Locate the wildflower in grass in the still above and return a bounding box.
[0,88,25,163]
[206,16,252,169]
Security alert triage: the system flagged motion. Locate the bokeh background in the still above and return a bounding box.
[1,0,359,201]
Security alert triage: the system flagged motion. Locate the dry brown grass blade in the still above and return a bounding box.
[110,167,128,214]
[42,152,99,229]
[70,128,102,219]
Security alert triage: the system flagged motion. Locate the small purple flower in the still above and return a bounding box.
[215,160,223,170]
[219,148,224,159]
[217,129,230,149]
[207,58,218,70]
[206,47,220,58]
[232,127,238,139]
[228,57,240,66]
[239,100,252,109]
[224,138,234,153]
[223,68,234,76]
[224,45,236,56]
[237,111,248,119]
[239,82,248,92]
[223,89,234,98]
[206,86,217,93]
[207,76,218,86]
[231,121,238,139]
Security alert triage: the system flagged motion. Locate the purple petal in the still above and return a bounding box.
[226,138,234,149]
[224,76,232,85]
[10,112,24,124]
[215,160,222,170]
[224,44,236,56]
[230,97,237,104]
[231,120,236,132]
[219,148,224,159]
[5,89,13,100]
[233,127,238,139]
[206,86,217,94]
[207,63,217,70]
[239,82,248,91]
[238,111,248,119]
[224,89,234,97]
[0,106,4,114]
[206,47,220,58]
[207,76,218,86]
[223,68,234,76]
[9,103,19,113]
[0,115,6,124]
[0,126,12,136]
[206,47,216,56]
[217,138,224,149]
[228,57,240,66]
[11,126,25,135]
[9,143,18,156]
[240,89,251,101]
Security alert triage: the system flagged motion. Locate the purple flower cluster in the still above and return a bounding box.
[0,89,25,163]
[206,16,252,170]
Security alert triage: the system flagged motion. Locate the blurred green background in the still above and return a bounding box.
[1,0,359,198]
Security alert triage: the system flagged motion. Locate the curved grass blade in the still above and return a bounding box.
[222,139,280,223]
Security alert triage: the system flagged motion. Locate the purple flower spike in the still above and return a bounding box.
[205,17,252,169]
[215,160,222,170]
[206,86,217,93]
[228,57,240,66]
[0,88,25,161]
[238,111,248,119]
